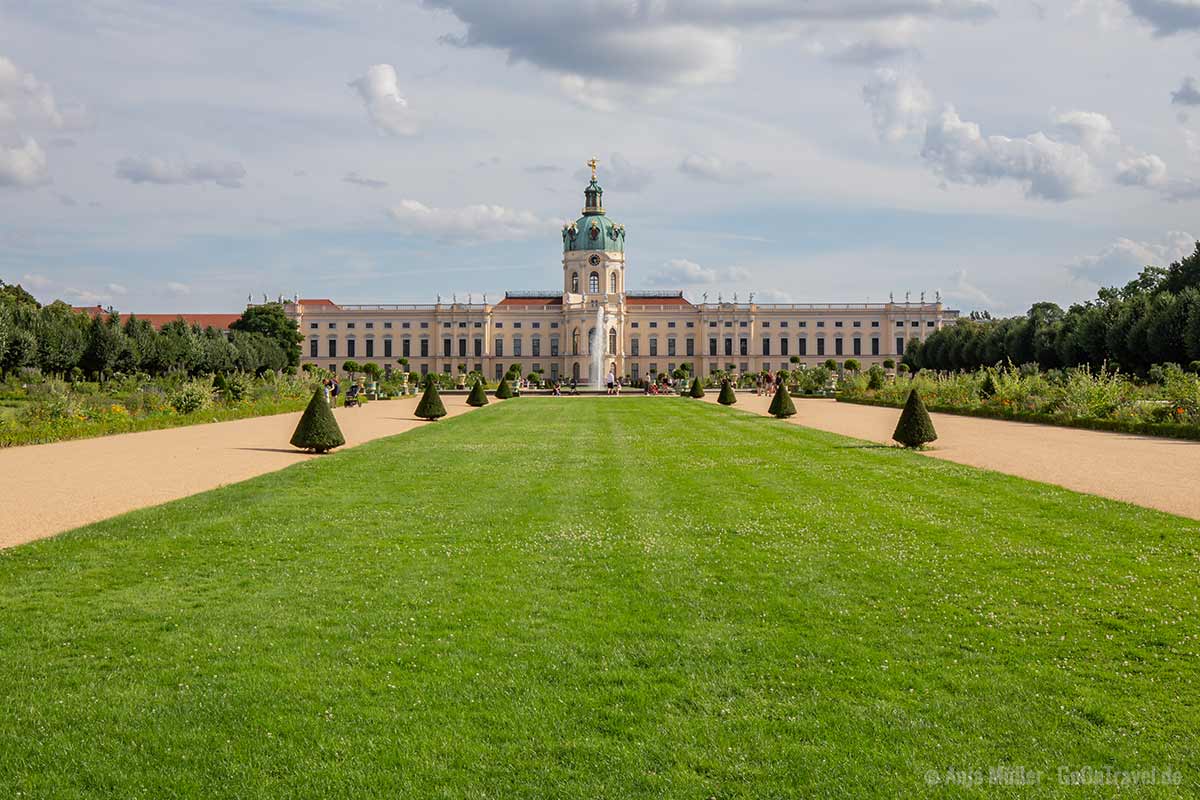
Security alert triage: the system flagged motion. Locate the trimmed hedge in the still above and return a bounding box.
[689,377,705,398]
[467,380,489,407]
[415,377,448,420]
[768,382,796,418]
[718,379,736,406]
[838,395,1200,442]
[892,389,937,448]
[495,377,514,400]
[290,388,345,452]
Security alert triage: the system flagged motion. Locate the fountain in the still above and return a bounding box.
[591,303,607,389]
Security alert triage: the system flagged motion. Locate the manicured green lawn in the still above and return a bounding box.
[1,399,1196,798]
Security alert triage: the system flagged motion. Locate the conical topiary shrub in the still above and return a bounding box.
[467,379,489,407]
[689,376,705,398]
[979,370,997,400]
[415,376,447,421]
[495,376,513,399]
[718,379,737,405]
[290,387,346,453]
[893,388,937,448]
[768,381,796,418]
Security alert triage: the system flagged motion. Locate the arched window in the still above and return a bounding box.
[587,327,596,354]
[608,328,617,354]
[571,273,579,293]
[589,272,599,293]
[609,272,617,293]
[571,328,580,355]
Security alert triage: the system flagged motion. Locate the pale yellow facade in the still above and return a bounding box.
[286,170,959,383]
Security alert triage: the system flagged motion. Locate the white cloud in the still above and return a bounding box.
[862,68,933,142]
[166,281,191,295]
[943,268,995,308]
[1066,231,1195,286]
[826,19,925,65]
[573,153,652,192]
[388,199,557,242]
[0,55,78,130]
[1115,153,1169,187]
[349,64,416,136]
[678,154,765,184]
[921,106,1097,200]
[116,156,246,188]
[427,0,995,92]
[106,283,128,296]
[20,272,53,290]
[645,258,751,286]
[0,137,48,187]
[1052,110,1118,156]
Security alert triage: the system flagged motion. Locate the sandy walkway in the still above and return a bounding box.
[0,396,476,549]
[705,394,1200,521]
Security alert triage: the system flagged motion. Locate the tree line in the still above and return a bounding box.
[905,242,1200,375]
[0,284,302,379]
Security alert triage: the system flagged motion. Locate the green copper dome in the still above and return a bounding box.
[562,177,625,253]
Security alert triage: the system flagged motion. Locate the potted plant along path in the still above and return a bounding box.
[467,379,489,407]
[768,381,797,419]
[415,375,448,421]
[689,376,705,398]
[718,378,737,406]
[290,387,346,453]
[893,388,938,448]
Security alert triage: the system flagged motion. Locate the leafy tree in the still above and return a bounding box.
[867,365,885,390]
[230,303,302,367]
[415,374,447,420]
[82,312,126,379]
[893,388,937,448]
[0,280,39,310]
[37,302,88,376]
[843,358,861,373]
[768,381,796,418]
[290,388,345,452]
[823,358,838,371]
[2,327,36,377]
[120,315,158,373]
[1159,241,1200,295]
[342,360,361,378]
[467,379,489,407]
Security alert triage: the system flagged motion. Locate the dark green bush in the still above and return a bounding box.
[689,376,705,398]
[718,379,736,405]
[893,389,937,448]
[768,382,796,418]
[290,388,345,452]
[495,377,513,399]
[415,376,447,420]
[467,379,488,407]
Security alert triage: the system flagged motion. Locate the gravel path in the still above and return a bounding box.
[705,394,1200,520]
[0,395,477,549]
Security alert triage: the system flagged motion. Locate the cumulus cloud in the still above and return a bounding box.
[1172,75,1200,106]
[862,68,933,142]
[943,268,995,308]
[1122,0,1200,35]
[116,156,246,188]
[426,0,995,93]
[1066,231,1195,286]
[1052,110,1118,155]
[388,199,557,242]
[349,64,416,136]
[921,106,1097,200]
[0,55,84,130]
[678,154,765,184]
[645,258,751,287]
[0,137,48,187]
[20,273,53,290]
[1115,153,1169,187]
[343,171,388,189]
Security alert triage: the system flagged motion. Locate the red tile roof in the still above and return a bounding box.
[497,295,563,306]
[73,306,241,330]
[298,298,339,308]
[626,294,694,307]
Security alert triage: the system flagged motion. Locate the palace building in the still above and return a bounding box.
[285,161,959,384]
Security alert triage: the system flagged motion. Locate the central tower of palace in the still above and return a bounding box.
[561,158,626,302]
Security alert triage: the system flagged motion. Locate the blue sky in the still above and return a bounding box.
[1,0,1198,316]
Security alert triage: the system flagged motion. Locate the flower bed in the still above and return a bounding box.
[837,364,1200,441]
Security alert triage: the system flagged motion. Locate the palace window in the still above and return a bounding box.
[309,339,318,358]
[610,273,617,293]
[724,338,733,356]
[709,338,717,356]
[761,337,770,356]
[853,338,861,356]
[609,329,617,354]
[420,339,429,357]
[816,338,825,357]
[513,336,522,357]
[649,337,658,357]
[589,272,599,293]
[667,337,676,357]
[780,338,789,356]
[442,338,451,358]
[403,338,411,357]
[365,322,374,329]
[384,338,393,358]
[458,338,467,357]
[896,337,905,355]
[550,336,559,356]
[835,338,843,357]
[366,338,375,358]
[871,338,880,356]
[309,322,318,329]
[495,338,504,357]
[739,338,748,356]
[532,336,541,357]
[328,338,338,358]
[686,338,694,357]
[799,337,808,356]
[631,337,640,356]
[474,338,482,357]
[347,338,356,358]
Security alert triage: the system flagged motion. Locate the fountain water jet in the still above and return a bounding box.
[591,303,607,389]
